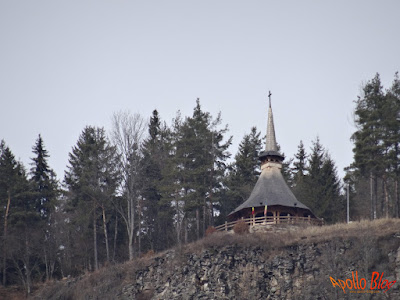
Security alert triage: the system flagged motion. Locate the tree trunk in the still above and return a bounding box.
[396,179,399,218]
[203,204,206,236]
[24,234,31,294]
[128,232,134,261]
[370,172,374,220]
[44,250,49,281]
[2,191,11,286]
[128,191,135,260]
[175,195,181,247]
[381,178,385,217]
[101,205,110,262]
[184,218,188,244]
[196,208,200,240]
[383,175,389,218]
[138,198,141,257]
[93,201,98,271]
[113,215,118,262]
[374,174,378,219]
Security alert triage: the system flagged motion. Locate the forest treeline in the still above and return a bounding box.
[1,73,400,293]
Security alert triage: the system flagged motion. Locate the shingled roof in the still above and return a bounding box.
[228,165,314,215]
[228,93,316,219]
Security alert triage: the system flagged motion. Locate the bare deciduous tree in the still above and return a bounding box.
[111,111,146,260]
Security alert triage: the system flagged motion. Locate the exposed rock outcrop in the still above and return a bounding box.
[33,220,400,300]
[119,239,400,299]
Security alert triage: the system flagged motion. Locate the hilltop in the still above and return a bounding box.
[25,219,400,299]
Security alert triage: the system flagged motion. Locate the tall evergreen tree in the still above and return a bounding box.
[1,140,25,286]
[30,134,58,219]
[0,140,38,293]
[219,127,262,221]
[292,140,309,206]
[351,74,385,219]
[349,72,400,219]
[141,110,174,252]
[183,100,231,240]
[29,135,60,281]
[161,99,231,242]
[293,140,307,181]
[302,138,343,223]
[65,126,120,270]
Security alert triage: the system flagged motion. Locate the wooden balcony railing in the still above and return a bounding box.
[214,215,324,232]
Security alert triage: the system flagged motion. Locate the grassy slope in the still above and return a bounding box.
[21,218,400,299]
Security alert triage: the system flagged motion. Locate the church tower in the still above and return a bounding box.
[228,93,319,223]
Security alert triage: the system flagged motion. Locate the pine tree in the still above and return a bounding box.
[0,140,25,286]
[293,140,307,181]
[350,73,400,219]
[219,127,262,221]
[65,126,120,270]
[351,74,386,219]
[183,100,231,240]
[30,134,58,219]
[141,110,174,252]
[303,138,343,223]
[292,140,309,206]
[387,72,400,218]
[301,138,324,215]
[161,99,231,242]
[29,135,60,281]
[0,140,37,292]
[159,112,186,245]
[278,144,293,186]
[321,154,343,223]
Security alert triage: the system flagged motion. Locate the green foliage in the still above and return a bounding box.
[0,140,43,292]
[141,110,175,251]
[65,126,120,208]
[65,126,120,270]
[160,99,231,242]
[292,138,344,223]
[30,134,58,220]
[0,140,34,226]
[348,72,400,219]
[219,127,262,221]
[293,140,307,179]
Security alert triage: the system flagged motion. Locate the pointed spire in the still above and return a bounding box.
[265,91,278,152]
[268,91,272,108]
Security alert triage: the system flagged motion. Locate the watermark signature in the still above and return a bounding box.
[330,271,396,294]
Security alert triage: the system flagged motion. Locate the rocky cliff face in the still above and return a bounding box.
[33,220,400,300]
[120,240,400,299]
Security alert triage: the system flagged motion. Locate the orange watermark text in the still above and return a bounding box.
[330,271,396,294]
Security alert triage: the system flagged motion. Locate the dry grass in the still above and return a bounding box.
[205,226,217,236]
[187,218,400,254]
[31,255,160,300]
[0,286,26,300]
[233,219,249,235]
[29,218,400,300]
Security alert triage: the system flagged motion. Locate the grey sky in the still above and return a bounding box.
[1,1,399,181]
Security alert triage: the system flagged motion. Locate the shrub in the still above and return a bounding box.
[233,219,249,235]
[205,226,217,236]
[141,249,155,258]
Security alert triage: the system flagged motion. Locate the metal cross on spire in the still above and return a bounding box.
[268,91,272,108]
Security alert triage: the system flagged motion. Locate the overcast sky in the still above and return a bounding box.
[1,1,399,182]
